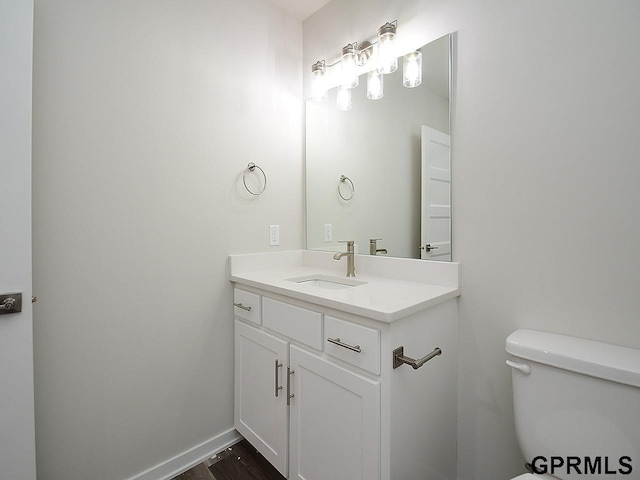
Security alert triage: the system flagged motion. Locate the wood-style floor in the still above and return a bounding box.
[171,439,285,480]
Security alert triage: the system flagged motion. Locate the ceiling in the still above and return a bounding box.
[267,0,332,20]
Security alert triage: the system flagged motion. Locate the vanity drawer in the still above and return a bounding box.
[324,316,380,375]
[262,297,322,350]
[233,289,261,325]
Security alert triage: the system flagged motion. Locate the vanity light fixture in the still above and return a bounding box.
[311,19,421,108]
[403,50,422,88]
[310,20,396,103]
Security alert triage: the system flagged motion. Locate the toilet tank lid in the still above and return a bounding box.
[506,329,640,388]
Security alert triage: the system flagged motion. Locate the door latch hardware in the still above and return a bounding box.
[0,293,23,315]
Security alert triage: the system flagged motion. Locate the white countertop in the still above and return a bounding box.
[229,250,461,322]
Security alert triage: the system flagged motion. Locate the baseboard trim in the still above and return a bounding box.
[126,428,243,480]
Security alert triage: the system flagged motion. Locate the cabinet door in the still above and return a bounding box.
[234,320,289,476]
[289,345,380,480]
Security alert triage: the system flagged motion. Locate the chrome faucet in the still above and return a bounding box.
[369,238,388,256]
[333,240,356,277]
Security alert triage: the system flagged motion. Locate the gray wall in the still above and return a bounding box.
[304,0,640,478]
[32,1,303,479]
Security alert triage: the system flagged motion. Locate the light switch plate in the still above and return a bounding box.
[269,225,280,246]
[324,224,332,242]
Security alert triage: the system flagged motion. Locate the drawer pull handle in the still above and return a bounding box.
[274,360,283,397]
[393,346,442,370]
[327,337,362,353]
[233,302,252,312]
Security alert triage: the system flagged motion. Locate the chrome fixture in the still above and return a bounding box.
[311,19,421,108]
[242,162,267,196]
[274,360,283,397]
[333,240,356,277]
[393,346,442,370]
[233,302,252,312]
[327,337,362,353]
[369,238,388,256]
[287,367,295,406]
[338,174,354,200]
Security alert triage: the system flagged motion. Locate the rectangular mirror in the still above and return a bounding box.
[305,34,451,260]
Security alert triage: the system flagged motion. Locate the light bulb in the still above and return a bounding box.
[403,51,422,88]
[377,22,397,74]
[311,61,327,101]
[367,70,383,100]
[337,86,352,111]
[341,43,359,88]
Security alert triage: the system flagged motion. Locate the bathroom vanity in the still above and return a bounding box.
[230,250,460,480]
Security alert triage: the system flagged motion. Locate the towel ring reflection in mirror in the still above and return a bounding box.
[338,175,354,201]
[243,162,267,196]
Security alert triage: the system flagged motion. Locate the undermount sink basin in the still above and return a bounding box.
[287,274,367,290]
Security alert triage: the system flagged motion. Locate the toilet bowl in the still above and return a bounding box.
[505,329,640,480]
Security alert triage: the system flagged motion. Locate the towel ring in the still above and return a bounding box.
[338,175,354,201]
[243,162,267,196]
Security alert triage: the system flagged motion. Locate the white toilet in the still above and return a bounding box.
[505,329,640,479]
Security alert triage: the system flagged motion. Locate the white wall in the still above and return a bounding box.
[32,1,303,479]
[304,1,640,478]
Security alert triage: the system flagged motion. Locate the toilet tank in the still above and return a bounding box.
[506,329,640,479]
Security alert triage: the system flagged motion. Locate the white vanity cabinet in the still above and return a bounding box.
[288,344,380,480]
[236,317,380,479]
[233,284,458,480]
[234,320,289,474]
